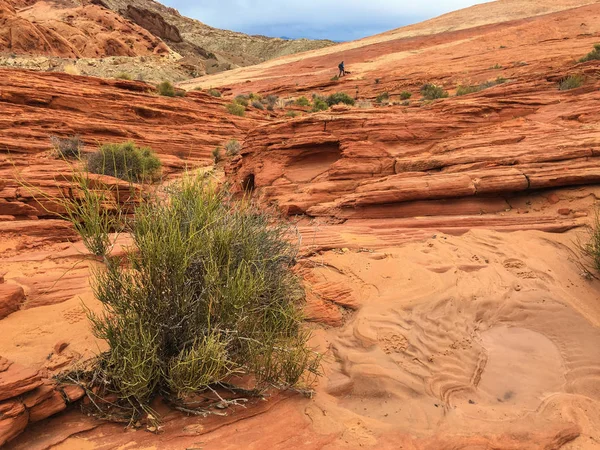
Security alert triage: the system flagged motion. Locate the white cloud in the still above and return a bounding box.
[162,0,493,40]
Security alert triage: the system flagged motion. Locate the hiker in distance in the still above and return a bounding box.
[338,61,346,77]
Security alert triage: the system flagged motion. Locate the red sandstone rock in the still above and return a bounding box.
[0,357,42,402]
[0,283,25,319]
[558,208,572,215]
[53,340,69,355]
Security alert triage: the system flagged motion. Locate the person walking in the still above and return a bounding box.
[338,61,345,77]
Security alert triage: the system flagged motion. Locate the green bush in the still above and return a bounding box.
[50,135,83,159]
[311,97,329,112]
[375,92,389,104]
[420,83,449,100]
[559,74,584,91]
[208,89,222,97]
[295,96,310,107]
[224,139,241,156]
[252,100,264,110]
[226,103,245,116]
[115,72,132,81]
[286,110,298,118]
[234,95,249,107]
[265,94,278,109]
[495,76,507,84]
[579,44,600,62]
[157,81,176,97]
[585,209,600,272]
[83,176,320,420]
[456,85,481,96]
[212,147,222,164]
[326,92,355,106]
[87,141,161,183]
[399,91,412,100]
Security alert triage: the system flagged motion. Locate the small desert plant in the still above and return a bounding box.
[401,100,410,106]
[248,93,262,101]
[579,44,600,62]
[375,92,389,104]
[157,81,176,97]
[311,97,329,112]
[234,95,249,107]
[295,96,310,107]
[226,103,245,116]
[584,209,600,272]
[399,91,412,100]
[208,89,222,97]
[115,72,132,81]
[456,85,481,96]
[559,74,584,90]
[265,94,278,109]
[252,100,264,110]
[356,100,372,109]
[490,63,502,69]
[495,76,507,84]
[50,135,83,159]
[330,75,339,81]
[326,92,355,107]
[286,110,298,118]
[212,147,222,164]
[420,83,449,100]
[78,175,320,421]
[224,139,241,156]
[87,141,161,183]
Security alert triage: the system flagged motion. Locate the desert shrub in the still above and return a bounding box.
[326,92,355,106]
[265,94,278,109]
[212,147,222,164]
[420,83,449,100]
[584,209,600,273]
[50,135,83,159]
[375,92,389,104]
[286,110,298,118]
[579,44,600,62]
[401,100,410,106]
[224,139,241,156]
[234,95,249,107]
[82,176,320,420]
[495,76,507,84]
[226,103,245,116]
[559,74,584,90]
[115,72,132,81]
[87,141,161,183]
[157,81,176,97]
[456,85,481,96]
[311,97,329,112]
[248,92,262,101]
[399,91,412,100]
[252,100,264,110]
[295,96,310,107]
[208,89,222,97]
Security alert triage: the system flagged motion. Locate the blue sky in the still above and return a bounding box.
[161,1,492,41]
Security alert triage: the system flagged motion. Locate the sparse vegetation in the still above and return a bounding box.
[234,95,250,107]
[420,83,449,100]
[455,85,481,96]
[456,77,507,96]
[50,135,83,159]
[295,96,310,107]
[157,81,176,97]
[76,175,320,421]
[584,209,600,273]
[252,100,264,110]
[559,74,584,91]
[226,103,245,116]
[401,100,410,106]
[208,89,222,97]
[311,96,329,112]
[326,92,355,107]
[224,139,241,156]
[87,141,161,183]
[265,95,278,110]
[115,73,132,81]
[286,110,298,118]
[212,147,222,164]
[579,44,600,62]
[375,92,390,104]
[356,100,373,109]
[399,91,412,100]
[490,63,502,69]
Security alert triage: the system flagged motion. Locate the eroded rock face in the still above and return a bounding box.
[124,5,183,43]
[0,357,84,446]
